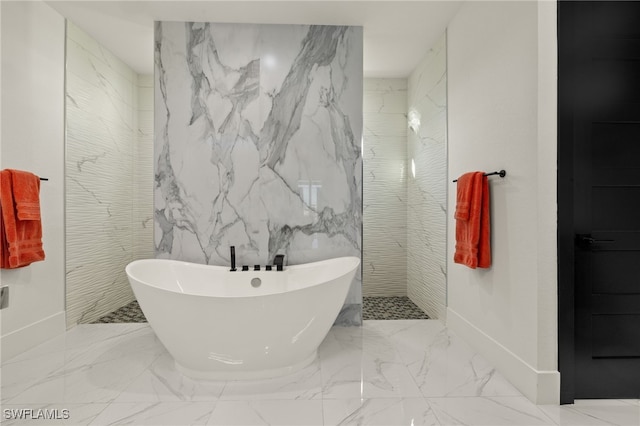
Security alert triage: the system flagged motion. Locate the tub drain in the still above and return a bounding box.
[251,277,261,287]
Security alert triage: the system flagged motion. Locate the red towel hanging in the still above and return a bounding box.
[453,171,491,269]
[0,169,45,268]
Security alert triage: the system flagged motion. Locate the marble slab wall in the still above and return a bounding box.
[362,79,408,296]
[154,22,363,324]
[407,33,448,320]
[66,22,154,326]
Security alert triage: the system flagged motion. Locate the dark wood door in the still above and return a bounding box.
[560,1,640,399]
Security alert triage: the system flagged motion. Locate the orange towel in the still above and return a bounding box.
[454,171,491,269]
[454,173,475,221]
[0,169,45,268]
[11,170,42,220]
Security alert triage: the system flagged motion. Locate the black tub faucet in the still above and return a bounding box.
[230,246,237,271]
[274,254,285,271]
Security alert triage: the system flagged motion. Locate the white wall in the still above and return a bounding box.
[0,1,66,360]
[362,79,408,297]
[446,1,558,404]
[407,33,447,319]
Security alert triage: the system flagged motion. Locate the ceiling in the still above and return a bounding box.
[46,1,463,78]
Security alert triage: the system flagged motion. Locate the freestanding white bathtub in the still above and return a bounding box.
[125,256,360,380]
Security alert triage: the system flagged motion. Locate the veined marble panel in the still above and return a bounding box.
[362,79,407,297]
[407,33,448,320]
[66,22,154,326]
[154,22,363,323]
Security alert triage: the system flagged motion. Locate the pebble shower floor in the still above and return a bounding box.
[93,297,428,323]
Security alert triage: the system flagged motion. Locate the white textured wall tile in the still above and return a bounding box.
[137,87,154,111]
[363,78,408,296]
[137,74,154,88]
[66,21,136,83]
[66,39,135,107]
[363,91,408,114]
[407,33,448,320]
[364,79,407,92]
[134,75,155,262]
[65,73,134,130]
[364,113,408,138]
[65,23,153,326]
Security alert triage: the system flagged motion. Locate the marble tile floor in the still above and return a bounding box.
[2,320,638,425]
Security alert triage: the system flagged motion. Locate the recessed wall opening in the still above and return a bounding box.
[60,20,449,326]
[362,33,448,321]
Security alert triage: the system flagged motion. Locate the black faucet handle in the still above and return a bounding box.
[230,246,236,271]
[274,254,285,271]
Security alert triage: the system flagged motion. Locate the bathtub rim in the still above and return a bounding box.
[126,255,361,299]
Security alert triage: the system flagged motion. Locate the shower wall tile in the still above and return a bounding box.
[363,79,407,93]
[363,91,407,114]
[66,22,154,327]
[66,22,136,84]
[364,115,408,138]
[407,33,447,320]
[65,71,133,130]
[362,79,407,297]
[154,22,363,324]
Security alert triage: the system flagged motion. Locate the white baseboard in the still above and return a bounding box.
[1,311,66,361]
[447,307,560,405]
